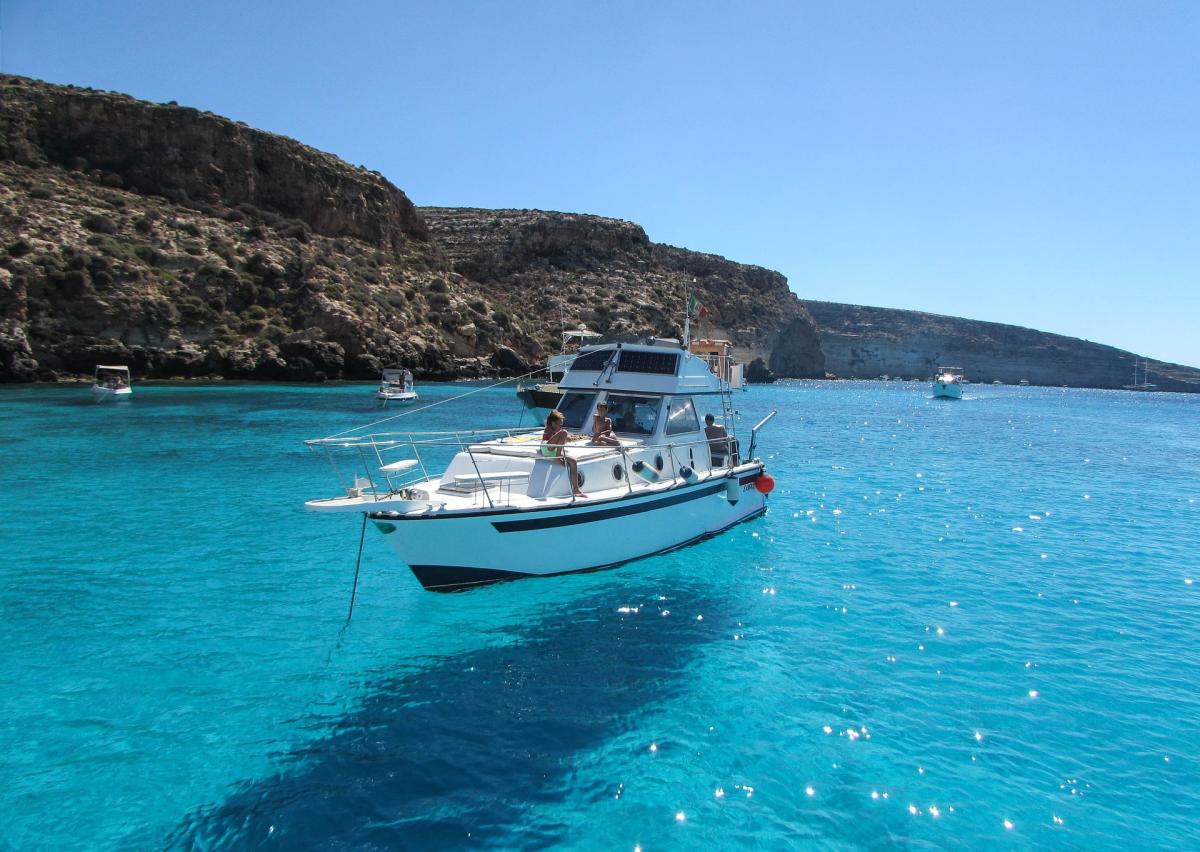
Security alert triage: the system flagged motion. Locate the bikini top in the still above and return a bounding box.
[540,428,565,457]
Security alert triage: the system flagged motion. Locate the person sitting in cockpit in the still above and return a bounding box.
[704,414,731,467]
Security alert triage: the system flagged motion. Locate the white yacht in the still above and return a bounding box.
[307,338,776,591]
[516,324,600,414]
[376,368,418,403]
[932,366,964,399]
[91,365,132,402]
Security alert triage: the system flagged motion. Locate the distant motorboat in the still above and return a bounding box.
[377,368,417,403]
[91,364,132,402]
[1018,379,1030,386]
[516,324,601,414]
[932,367,964,399]
[992,379,1002,385]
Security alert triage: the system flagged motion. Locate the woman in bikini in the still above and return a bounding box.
[541,410,587,498]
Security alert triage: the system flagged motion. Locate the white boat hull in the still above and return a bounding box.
[376,391,418,402]
[91,385,132,402]
[369,470,768,590]
[932,381,962,399]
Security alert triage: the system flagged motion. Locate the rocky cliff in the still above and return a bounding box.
[805,300,1200,391]
[419,207,824,377]
[0,75,823,382]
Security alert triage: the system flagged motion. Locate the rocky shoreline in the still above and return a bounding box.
[2,74,1196,391]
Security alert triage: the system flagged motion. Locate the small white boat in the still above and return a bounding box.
[932,367,964,399]
[91,365,132,402]
[376,368,417,403]
[308,336,776,591]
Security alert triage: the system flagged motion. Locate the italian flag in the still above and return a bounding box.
[688,294,708,318]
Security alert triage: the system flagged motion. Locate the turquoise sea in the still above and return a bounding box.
[1,380,1198,849]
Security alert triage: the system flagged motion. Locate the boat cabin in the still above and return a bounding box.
[419,340,740,501]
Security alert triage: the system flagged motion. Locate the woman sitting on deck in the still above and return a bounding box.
[541,410,587,498]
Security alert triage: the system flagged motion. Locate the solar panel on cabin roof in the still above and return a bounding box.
[617,350,679,375]
[570,350,611,371]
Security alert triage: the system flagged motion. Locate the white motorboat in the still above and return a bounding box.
[307,338,777,591]
[376,368,418,403]
[91,365,132,402]
[516,324,601,414]
[932,366,964,399]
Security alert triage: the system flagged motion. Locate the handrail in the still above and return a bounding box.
[311,429,754,505]
[747,409,778,460]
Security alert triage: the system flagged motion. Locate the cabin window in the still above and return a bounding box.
[556,392,596,430]
[664,397,701,436]
[605,394,661,436]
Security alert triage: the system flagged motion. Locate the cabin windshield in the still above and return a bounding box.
[605,394,662,436]
[556,392,596,430]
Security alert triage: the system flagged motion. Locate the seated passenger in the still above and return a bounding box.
[704,414,731,467]
[590,401,621,446]
[541,410,587,498]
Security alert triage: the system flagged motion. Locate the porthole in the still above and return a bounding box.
[613,464,624,481]
[654,454,664,472]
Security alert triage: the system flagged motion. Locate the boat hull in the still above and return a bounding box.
[932,381,962,399]
[91,385,132,402]
[516,384,563,413]
[376,391,418,402]
[370,471,768,591]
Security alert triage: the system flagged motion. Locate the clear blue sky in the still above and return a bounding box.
[3,1,1197,366]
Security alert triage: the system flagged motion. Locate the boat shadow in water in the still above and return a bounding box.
[168,581,735,848]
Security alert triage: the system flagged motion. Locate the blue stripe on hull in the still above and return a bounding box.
[410,506,767,592]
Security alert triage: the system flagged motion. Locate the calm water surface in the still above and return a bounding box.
[1,380,1198,849]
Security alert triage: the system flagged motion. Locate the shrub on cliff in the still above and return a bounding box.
[82,213,117,234]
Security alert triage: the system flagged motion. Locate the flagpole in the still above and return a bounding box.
[683,280,692,349]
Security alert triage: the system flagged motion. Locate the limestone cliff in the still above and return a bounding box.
[805,301,1200,391]
[0,75,824,382]
[419,207,825,377]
